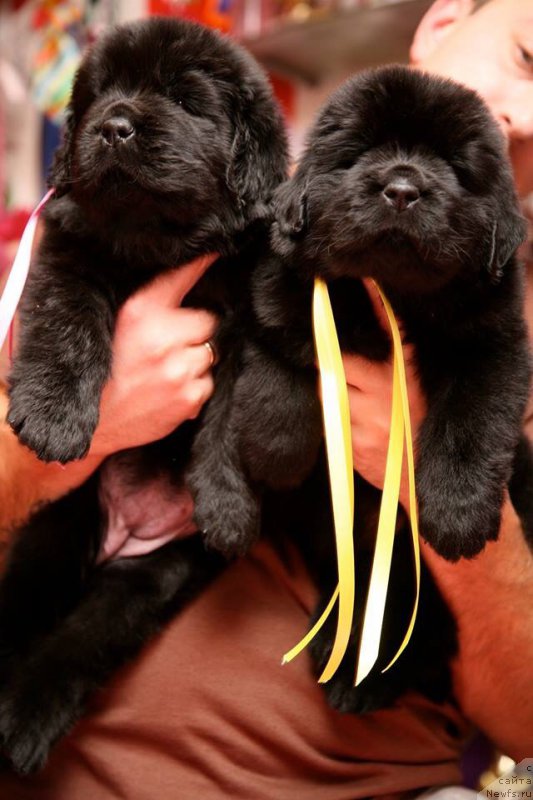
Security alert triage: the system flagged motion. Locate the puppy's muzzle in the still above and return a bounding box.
[101,116,135,147]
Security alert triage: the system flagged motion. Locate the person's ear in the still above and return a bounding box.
[410,0,475,64]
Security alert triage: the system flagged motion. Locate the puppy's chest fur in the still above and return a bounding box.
[39,196,255,316]
[252,247,527,375]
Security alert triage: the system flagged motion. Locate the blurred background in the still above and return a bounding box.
[0,0,433,272]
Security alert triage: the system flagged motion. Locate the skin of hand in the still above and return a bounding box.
[90,253,219,459]
[0,253,218,537]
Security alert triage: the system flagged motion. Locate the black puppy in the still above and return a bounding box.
[0,18,287,774]
[189,66,532,710]
[192,65,531,564]
[8,18,286,462]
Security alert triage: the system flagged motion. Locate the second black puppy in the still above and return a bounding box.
[193,65,531,564]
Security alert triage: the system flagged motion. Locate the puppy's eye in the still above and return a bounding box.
[169,71,219,119]
[336,156,354,171]
[169,91,199,115]
[177,95,206,117]
[169,91,184,107]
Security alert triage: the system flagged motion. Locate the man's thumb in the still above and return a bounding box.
[152,254,219,307]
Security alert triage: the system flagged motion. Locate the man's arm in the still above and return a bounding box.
[425,268,533,758]
[422,497,533,760]
[0,390,106,536]
[348,354,533,757]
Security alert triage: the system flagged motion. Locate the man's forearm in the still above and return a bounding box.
[422,497,533,759]
[0,391,104,537]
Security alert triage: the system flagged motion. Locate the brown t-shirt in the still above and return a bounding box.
[0,540,469,800]
[1,270,530,800]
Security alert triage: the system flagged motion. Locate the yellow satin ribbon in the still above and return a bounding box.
[282,278,420,686]
[282,278,354,680]
[356,282,420,684]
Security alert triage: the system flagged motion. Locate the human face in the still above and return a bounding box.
[412,0,533,195]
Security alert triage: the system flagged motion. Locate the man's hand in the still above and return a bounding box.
[342,279,426,508]
[90,254,218,459]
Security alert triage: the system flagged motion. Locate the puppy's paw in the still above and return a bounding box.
[235,368,322,491]
[192,480,260,556]
[239,420,321,490]
[8,378,97,463]
[0,716,50,775]
[0,691,58,775]
[0,655,86,776]
[310,628,400,715]
[322,674,400,715]
[417,470,501,561]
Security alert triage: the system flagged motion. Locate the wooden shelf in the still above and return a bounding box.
[243,0,432,83]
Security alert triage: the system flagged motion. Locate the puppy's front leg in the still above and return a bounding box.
[233,341,322,491]
[236,267,324,492]
[415,334,530,561]
[186,342,262,556]
[8,253,115,463]
[188,340,322,556]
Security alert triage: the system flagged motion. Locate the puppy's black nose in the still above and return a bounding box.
[382,179,420,212]
[101,117,135,146]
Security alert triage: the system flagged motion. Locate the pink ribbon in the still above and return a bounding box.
[0,188,55,352]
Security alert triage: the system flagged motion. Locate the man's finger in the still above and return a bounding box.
[361,277,412,350]
[175,253,219,305]
[143,254,219,308]
[164,307,218,345]
[361,277,391,333]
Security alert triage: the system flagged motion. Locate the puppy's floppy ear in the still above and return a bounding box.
[274,178,308,236]
[270,177,308,257]
[485,209,527,282]
[49,107,75,196]
[226,80,288,219]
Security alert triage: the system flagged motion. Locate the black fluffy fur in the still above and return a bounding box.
[0,17,288,774]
